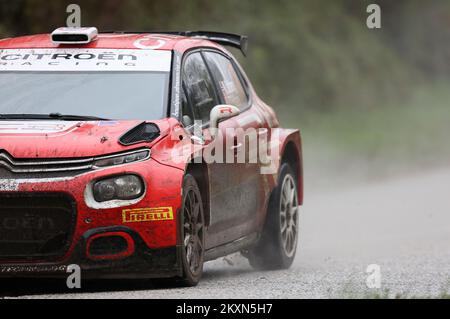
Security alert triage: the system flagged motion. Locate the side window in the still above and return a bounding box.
[203,52,249,109]
[182,52,219,124]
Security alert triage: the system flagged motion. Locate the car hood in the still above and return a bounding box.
[0,119,171,158]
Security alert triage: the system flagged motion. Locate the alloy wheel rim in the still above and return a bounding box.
[280,174,299,258]
[183,189,204,275]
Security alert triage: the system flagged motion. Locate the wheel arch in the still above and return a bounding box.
[277,129,303,206]
[185,159,211,227]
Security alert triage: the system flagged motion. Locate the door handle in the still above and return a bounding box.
[191,135,205,145]
[230,143,243,151]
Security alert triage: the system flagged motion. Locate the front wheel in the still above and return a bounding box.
[247,163,300,270]
[178,174,205,286]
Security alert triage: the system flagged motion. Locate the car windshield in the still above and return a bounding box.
[0,71,169,120]
[0,48,172,120]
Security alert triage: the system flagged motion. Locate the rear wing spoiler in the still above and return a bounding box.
[180,31,248,56]
[101,31,249,56]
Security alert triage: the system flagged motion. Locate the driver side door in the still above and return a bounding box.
[181,51,246,249]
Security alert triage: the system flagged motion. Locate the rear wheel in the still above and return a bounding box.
[247,163,299,270]
[179,174,205,286]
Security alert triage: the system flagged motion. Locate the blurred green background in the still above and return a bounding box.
[1,0,449,189]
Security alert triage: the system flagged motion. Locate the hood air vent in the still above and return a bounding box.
[119,123,160,146]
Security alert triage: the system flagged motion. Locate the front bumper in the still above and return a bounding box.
[0,227,182,279]
[0,158,185,279]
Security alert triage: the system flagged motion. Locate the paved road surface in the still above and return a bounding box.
[2,168,450,298]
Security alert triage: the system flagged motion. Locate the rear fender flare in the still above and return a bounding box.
[267,128,303,205]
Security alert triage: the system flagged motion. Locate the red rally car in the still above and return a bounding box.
[0,27,303,286]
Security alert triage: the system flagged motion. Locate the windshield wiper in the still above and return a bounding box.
[48,113,110,121]
[0,113,110,121]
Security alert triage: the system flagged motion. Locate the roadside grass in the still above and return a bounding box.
[364,289,450,299]
[277,84,450,188]
[439,291,450,299]
[332,281,450,299]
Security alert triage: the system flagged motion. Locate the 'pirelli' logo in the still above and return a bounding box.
[122,207,174,223]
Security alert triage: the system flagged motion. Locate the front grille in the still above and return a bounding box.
[0,194,76,261]
[0,149,151,175]
[0,167,89,179]
[0,151,94,173]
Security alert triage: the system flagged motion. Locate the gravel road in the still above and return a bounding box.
[2,168,450,299]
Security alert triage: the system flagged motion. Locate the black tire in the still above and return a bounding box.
[178,174,205,286]
[247,163,300,270]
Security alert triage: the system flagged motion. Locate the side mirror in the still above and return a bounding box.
[209,105,240,137]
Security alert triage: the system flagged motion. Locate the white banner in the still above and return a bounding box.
[0,49,172,72]
[0,121,78,134]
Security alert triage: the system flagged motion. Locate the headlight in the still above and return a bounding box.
[93,175,144,202]
[93,150,150,168]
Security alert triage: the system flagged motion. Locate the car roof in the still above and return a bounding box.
[0,33,224,53]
